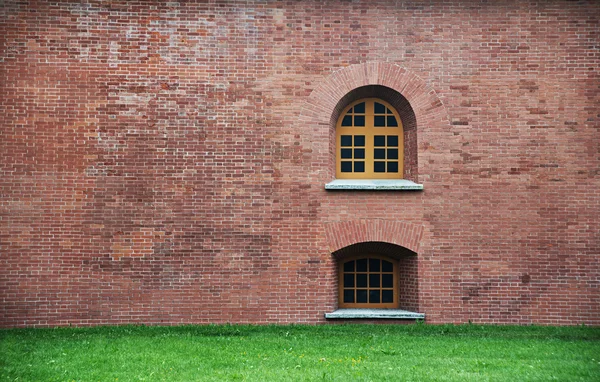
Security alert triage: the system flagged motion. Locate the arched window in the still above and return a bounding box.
[339,255,399,308]
[336,98,404,179]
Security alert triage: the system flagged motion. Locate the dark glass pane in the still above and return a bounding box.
[387,115,398,127]
[347,107,353,113]
[369,290,380,304]
[354,135,365,146]
[387,135,398,147]
[382,274,393,288]
[374,102,386,114]
[354,148,365,159]
[344,273,354,288]
[382,260,393,272]
[374,161,385,173]
[341,161,352,172]
[344,289,354,303]
[374,135,385,147]
[344,261,355,272]
[374,149,386,160]
[356,259,367,272]
[342,115,352,126]
[341,135,352,146]
[357,274,367,287]
[386,107,392,114]
[387,148,398,160]
[369,258,380,272]
[374,116,386,127]
[341,148,353,159]
[387,162,398,173]
[353,102,365,113]
[369,274,380,288]
[354,161,364,172]
[382,290,394,303]
[354,115,365,127]
[357,289,368,303]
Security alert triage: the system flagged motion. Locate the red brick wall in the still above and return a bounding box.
[399,255,419,312]
[1,0,598,327]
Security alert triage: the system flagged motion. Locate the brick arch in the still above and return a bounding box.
[324,220,424,254]
[301,62,445,124]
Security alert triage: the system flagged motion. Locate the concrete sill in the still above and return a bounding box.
[325,179,423,191]
[325,309,425,320]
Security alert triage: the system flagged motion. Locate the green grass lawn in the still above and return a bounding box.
[1,323,599,381]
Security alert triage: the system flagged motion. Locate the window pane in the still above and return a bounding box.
[369,290,380,304]
[354,148,365,159]
[353,102,365,113]
[374,149,386,159]
[347,107,353,113]
[382,274,393,288]
[387,148,398,160]
[341,148,352,159]
[357,290,368,303]
[344,289,355,303]
[341,135,352,146]
[344,273,354,288]
[354,115,365,127]
[342,115,352,126]
[344,261,355,272]
[374,161,385,172]
[354,161,364,172]
[387,162,398,173]
[369,274,380,287]
[341,161,352,172]
[356,274,367,288]
[382,290,394,303]
[374,102,386,114]
[356,259,367,272]
[354,135,365,146]
[382,260,393,272]
[369,258,380,272]
[387,135,398,147]
[374,116,386,127]
[387,115,398,127]
[374,135,385,147]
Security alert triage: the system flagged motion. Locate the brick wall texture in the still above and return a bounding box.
[1,0,599,327]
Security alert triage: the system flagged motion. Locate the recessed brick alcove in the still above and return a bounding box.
[297,62,449,186]
[325,220,423,314]
[331,241,420,313]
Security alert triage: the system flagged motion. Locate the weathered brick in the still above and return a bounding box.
[1,0,598,327]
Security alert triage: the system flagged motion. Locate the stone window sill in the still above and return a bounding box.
[325,309,425,320]
[325,179,423,191]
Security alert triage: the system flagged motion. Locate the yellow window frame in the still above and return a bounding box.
[338,255,399,309]
[336,98,404,179]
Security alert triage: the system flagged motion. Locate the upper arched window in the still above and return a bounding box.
[336,98,404,179]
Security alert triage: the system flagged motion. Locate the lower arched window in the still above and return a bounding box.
[339,255,399,308]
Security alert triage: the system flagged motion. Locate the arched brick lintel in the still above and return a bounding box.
[324,220,424,254]
[299,62,447,128]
